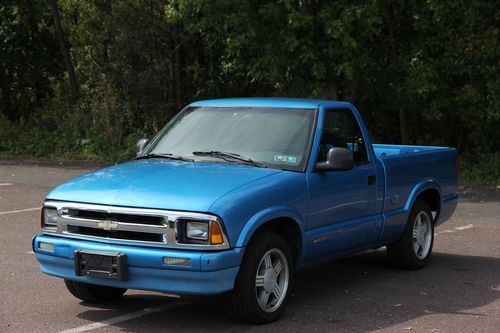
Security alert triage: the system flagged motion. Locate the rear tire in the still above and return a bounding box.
[225,232,293,324]
[387,199,434,269]
[64,280,127,302]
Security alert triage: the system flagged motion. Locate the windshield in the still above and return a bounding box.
[145,106,316,171]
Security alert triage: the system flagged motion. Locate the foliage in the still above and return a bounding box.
[0,0,63,120]
[0,0,498,180]
[460,153,500,185]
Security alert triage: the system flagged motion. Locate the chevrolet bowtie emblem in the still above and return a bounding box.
[97,220,119,231]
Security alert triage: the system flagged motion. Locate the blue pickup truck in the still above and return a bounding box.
[34,98,458,323]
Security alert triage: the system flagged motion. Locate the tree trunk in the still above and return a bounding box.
[174,25,183,110]
[386,2,409,144]
[342,79,355,103]
[0,62,13,119]
[49,0,79,101]
[399,107,409,144]
[27,0,45,105]
[322,81,339,100]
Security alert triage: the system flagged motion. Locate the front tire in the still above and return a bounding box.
[387,199,434,269]
[225,232,293,324]
[64,280,127,302]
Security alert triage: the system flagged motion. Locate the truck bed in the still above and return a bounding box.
[373,144,451,158]
[372,144,458,244]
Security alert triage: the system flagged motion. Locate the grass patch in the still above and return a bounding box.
[460,153,500,186]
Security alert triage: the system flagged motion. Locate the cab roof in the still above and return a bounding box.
[189,97,352,110]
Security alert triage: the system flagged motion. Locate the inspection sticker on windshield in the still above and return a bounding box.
[274,155,297,164]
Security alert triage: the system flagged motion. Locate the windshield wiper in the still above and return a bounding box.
[192,151,266,168]
[135,153,194,162]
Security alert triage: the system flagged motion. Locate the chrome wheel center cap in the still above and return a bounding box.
[263,269,277,292]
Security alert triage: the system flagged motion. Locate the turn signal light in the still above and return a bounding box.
[39,242,54,252]
[163,257,191,266]
[210,221,224,245]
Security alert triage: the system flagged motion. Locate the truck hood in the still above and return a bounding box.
[47,160,282,212]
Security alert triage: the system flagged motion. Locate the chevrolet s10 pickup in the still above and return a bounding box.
[33,98,458,323]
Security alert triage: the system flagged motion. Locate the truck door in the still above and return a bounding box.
[306,108,379,260]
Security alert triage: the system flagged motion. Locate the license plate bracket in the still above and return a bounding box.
[75,250,128,281]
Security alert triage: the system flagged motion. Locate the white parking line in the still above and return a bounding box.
[0,207,40,215]
[438,224,475,234]
[58,302,188,333]
[455,224,474,231]
[0,183,13,186]
[438,229,456,233]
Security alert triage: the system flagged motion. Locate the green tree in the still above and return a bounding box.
[0,1,63,120]
[0,0,498,180]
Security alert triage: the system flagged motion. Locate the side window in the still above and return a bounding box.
[318,109,369,165]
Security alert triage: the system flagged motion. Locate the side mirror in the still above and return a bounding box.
[315,147,354,172]
[136,138,149,157]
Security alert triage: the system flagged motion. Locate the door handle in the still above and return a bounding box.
[367,175,376,185]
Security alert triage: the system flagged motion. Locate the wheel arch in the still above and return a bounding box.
[236,206,305,266]
[404,179,442,224]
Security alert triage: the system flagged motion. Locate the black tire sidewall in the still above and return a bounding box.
[228,232,294,324]
[64,279,126,302]
[404,200,435,268]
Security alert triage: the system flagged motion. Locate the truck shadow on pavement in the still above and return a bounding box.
[74,250,500,332]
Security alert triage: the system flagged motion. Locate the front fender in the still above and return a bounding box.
[235,205,307,250]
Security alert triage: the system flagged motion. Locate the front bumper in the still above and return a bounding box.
[33,234,244,295]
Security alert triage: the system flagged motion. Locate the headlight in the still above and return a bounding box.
[179,219,225,246]
[41,206,58,229]
[186,221,209,240]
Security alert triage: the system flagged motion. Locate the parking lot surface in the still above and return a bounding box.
[0,163,499,333]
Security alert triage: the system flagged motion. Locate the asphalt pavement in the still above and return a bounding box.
[0,162,499,333]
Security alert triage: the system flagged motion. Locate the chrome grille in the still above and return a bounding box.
[66,225,164,243]
[67,209,165,226]
[42,201,229,250]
